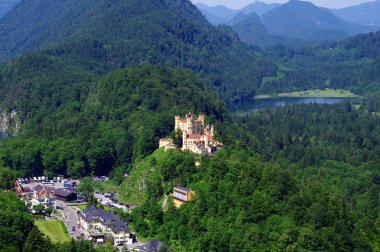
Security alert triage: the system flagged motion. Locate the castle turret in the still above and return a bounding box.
[175,115,181,131]
[210,125,214,137]
[199,115,205,126]
[182,130,188,150]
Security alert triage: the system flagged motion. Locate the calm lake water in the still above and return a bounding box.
[231,97,356,113]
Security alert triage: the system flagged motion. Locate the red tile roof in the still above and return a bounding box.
[188,134,203,139]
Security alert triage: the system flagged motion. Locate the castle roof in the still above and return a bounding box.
[188,134,203,139]
[174,186,191,192]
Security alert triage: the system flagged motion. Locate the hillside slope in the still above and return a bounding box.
[0,0,19,18]
[0,0,278,104]
[264,30,380,94]
[332,0,380,27]
[0,65,225,177]
[240,1,280,16]
[195,3,238,25]
[229,12,272,47]
[196,1,280,25]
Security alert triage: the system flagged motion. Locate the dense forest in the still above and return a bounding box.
[0,0,279,103]
[263,30,380,95]
[0,0,379,251]
[225,102,380,165]
[0,66,224,179]
[125,100,380,251]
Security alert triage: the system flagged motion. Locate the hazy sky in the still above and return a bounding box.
[191,0,376,9]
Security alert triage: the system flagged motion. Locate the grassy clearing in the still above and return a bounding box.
[73,203,88,210]
[94,180,120,193]
[120,148,167,204]
[255,89,358,99]
[72,203,113,212]
[34,220,71,243]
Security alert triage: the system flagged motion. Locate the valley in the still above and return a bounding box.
[254,88,358,99]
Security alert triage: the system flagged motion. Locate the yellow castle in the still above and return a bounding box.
[159,113,222,155]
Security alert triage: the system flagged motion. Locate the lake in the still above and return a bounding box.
[231,97,356,113]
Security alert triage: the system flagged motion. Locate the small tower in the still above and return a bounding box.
[175,115,181,131]
[198,115,205,126]
[182,130,188,150]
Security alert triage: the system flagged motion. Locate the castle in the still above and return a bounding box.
[159,113,222,155]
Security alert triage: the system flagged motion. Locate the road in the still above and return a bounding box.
[57,201,81,239]
[94,193,129,212]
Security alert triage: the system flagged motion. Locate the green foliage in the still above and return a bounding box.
[77,177,94,198]
[264,31,380,96]
[120,148,197,204]
[0,0,279,104]
[23,227,52,252]
[0,167,16,190]
[33,204,45,214]
[225,102,380,165]
[0,66,225,176]
[130,143,380,251]
[0,191,34,251]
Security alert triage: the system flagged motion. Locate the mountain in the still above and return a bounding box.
[0,65,225,177]
[196,1,280,25]
[196,8,227,25]
[0,0,279,104]
[262,0,374,41]
[0,0,19,18]
[228,12,273,47]
[195,3,238,25]
[228,11,311,48]
[240,0,280,16]
[265,30,380,95]
[332,0,380,28]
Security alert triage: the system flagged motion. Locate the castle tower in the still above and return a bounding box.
[175,115,181,131]
[210,125,214,137]
[182,130,188,150]
[199,115,205,126]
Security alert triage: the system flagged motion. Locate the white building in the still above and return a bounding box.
[27,185,56,210]
[79,205,134,246]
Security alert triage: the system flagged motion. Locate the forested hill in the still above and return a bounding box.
[0,0,279,103]
[0,65,225,178]
[263,30,380,95]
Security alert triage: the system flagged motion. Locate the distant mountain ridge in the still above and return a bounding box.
[332,0,380,27]
[240,1,281,16]
[196,1,278,25]
[198,0,377,46]
[262,0,372,41]
[0,0,20,17]
[0,0,280,113]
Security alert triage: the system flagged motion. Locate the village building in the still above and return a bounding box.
[25,185,57,210]
[158,138,176,151]
[79,205,134,246]
[53,188,77,202]
[159,113,222,155]
[173,186,195,208]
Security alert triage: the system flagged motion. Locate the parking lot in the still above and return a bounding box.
[94,191,129,211]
